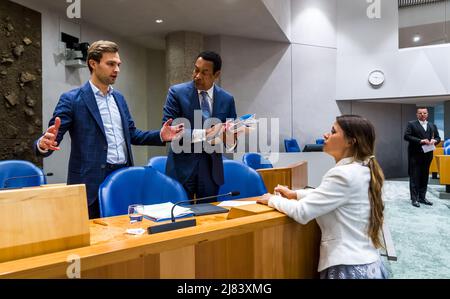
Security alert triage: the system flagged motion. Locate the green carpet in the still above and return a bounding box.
[383,180,450,279]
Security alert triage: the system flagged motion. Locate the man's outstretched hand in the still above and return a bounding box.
[39,117,61,151]
[161,118,184,141]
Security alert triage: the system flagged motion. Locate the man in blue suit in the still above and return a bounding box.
[163,51,237,201]
[35,41,182,219]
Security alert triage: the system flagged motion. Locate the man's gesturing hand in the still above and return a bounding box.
[161,118,184,142]
[39,117,61,151]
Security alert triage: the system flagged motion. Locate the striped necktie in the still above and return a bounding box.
[200,91,211,120]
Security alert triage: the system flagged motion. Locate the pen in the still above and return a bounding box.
[93,219,108,226]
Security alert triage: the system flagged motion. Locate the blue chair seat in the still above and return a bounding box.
[0,160,46,189]
[242,153,273,170]
[445,145,450,155]
[147,156,167,173]
[98,166,188,217]
[284,138,301,152]
[218,160,267,200]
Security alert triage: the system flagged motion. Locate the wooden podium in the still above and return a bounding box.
[0,184,90,263]
[257,161,308,193]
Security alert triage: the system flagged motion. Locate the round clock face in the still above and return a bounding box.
[368,70,385,87]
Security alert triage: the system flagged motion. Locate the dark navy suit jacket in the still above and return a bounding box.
[162,81,237,186]
[34,81,163,205]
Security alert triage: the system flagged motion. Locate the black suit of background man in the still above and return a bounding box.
[404,107,440,207]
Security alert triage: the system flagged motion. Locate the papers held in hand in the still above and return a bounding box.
[227,114,257,134]
[142,202,194,222]
[422,144,436,153]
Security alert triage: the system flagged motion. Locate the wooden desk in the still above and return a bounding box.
[0,197,320,279]
[430,147,444,178]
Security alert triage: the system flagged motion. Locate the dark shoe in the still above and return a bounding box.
[412,200,420,207]
[418,199,433,206]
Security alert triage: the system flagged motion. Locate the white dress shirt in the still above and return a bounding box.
[419,120,428,131]
[268,157,381,272]
[89,81,127,164]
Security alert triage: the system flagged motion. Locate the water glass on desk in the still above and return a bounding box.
[128,204,144,223]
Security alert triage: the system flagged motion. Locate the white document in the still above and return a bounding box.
[227,114,258,134]
[217,200,257,207]
[142,202,193,222]
[125,228,146,235]
[422,144,436,153]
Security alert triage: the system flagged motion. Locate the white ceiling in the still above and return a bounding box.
[38,0,289,49]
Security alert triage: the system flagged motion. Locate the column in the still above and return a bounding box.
[165,31,204,87]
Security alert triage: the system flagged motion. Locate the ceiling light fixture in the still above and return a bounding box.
[413,34,421,43]
[155,19,164,24]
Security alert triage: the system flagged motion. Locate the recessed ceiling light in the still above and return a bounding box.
[413,34,421,43]
[155,19,163,24]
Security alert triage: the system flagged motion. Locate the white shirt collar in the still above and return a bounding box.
[419,120,428,126]
[89,80,113,97]
[335,157,354,167]
[197,84,215,100]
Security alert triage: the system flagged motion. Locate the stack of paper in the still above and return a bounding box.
[142,202,194,222]
[227,114,258,134]
[217,200,257,207]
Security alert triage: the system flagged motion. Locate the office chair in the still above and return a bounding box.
[0,160,46,189]
[445,145,450,155]
[98,166,189,217]
[218,160,267,200]
[242,153,273,170]
[147,156,167,173]
[284,138,301,152]
[315,138,325,144]
[443,139,450,148]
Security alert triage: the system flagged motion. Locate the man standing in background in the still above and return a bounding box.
[404,107,440,208]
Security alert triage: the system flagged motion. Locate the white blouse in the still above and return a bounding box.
[268,157,381,272]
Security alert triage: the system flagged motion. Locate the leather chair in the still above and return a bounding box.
[242,153,273,170]
[147,156,167,173]
[98,166,189,217]
[315,138,325,144]
[284,138,301,152]
[0,160,46,189]
[218,160,267,200]
[443,139,450,148]
[436,145,450,193]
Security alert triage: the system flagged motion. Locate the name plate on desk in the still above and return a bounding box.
[227,204,274,219]
[0,184,90,263]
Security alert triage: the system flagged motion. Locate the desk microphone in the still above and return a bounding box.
[2,172,54,189]
[148,191,240,234]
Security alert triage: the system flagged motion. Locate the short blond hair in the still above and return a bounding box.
[86,40,119,73]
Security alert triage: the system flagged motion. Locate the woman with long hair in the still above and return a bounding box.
[257,115,388,279]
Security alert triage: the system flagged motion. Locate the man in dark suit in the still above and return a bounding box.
[35,40,183,219]
[404,107,440,207]
[162,51,237,201]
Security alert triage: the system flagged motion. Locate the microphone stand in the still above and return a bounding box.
[148,191,239,234]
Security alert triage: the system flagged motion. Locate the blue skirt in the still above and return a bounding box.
[320,258,389,279]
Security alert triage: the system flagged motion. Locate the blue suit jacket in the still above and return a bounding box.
[162,81,237,186]
[35,82,163,205]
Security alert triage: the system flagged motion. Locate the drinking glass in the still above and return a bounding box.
[128,204,144,223]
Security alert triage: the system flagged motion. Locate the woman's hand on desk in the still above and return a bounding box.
[274,185,297,200]
[257,193,272,205]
